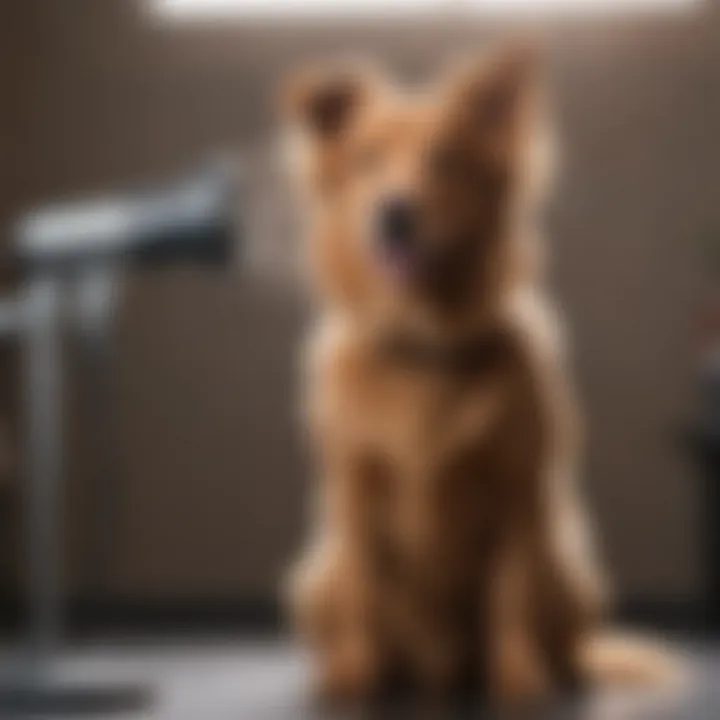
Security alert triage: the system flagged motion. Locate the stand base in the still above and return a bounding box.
[0,682,153,716]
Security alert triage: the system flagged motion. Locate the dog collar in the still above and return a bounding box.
[378,325,512,377]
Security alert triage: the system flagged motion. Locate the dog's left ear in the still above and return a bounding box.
[449,42,544,151]
[282,66,373,140]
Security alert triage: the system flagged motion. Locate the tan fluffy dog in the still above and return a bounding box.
[283,45,672,705]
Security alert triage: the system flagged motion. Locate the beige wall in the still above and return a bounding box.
[4,0,719,602]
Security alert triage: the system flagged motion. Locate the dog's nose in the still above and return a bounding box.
[376,197,418,252]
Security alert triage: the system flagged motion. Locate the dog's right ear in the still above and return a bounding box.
[282,67,372,140]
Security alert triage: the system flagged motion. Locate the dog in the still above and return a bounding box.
[283,44,675,705]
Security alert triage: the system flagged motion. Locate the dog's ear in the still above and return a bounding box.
[283,66,373,140]
[448,42,544,152]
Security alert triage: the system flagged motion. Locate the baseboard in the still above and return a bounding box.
[616,597,709,634]
[0,596,284,639]
[0,595,709,640]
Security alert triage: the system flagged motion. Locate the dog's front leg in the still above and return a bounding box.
[298,447,384,703]
[486,523,550,704]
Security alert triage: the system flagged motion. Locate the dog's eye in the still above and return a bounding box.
[428,144,470,181]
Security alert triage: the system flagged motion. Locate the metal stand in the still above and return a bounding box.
[0,275,153,715]
[0,163,234,715]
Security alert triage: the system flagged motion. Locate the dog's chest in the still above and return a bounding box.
[317,342,515,560]
[330,351,510,473]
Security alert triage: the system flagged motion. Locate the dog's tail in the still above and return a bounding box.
[580,630,684,688]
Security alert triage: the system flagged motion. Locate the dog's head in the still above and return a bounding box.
[284,44,551,339]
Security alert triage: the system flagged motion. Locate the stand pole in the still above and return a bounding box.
[24,274,63,678]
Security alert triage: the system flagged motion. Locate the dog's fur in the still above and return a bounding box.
[283,45,672,704]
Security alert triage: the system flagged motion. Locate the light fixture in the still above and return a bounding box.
[155,0,700,20]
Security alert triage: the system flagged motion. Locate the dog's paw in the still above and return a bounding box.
[490,645,551,705]
[314,640,379,704]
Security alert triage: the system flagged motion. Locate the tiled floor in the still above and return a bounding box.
[0,636,716,719]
